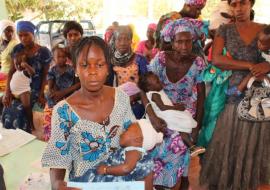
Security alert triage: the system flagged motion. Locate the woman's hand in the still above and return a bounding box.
[2,90,12,107]
[149,115,167,133]
[250,62,270,77]
[37,92,46,107]
[20,61,29,69]
[97,164,107,175]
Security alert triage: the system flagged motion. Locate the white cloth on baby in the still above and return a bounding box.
[137,119,163,150]
[10,70,31,96]
[146,90,197,133]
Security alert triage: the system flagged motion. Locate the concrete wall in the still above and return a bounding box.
[0,0,8,20]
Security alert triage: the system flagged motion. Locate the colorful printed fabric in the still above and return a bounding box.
[72,147,153,182]
[151,129,190,188]
[155,11,182,48]
[135,40,159,62]
[46,65,76,108]
[148,23,157,31]
[41,89,136,180]
[11,44,52,101]
[161,18,203,42]
[148,51,206,187]
[114,62,139,85]
[148,51,206,117]
[43,105,53,141]
[184,0,207,6]
[2,44,52,132]
[113,54,148,86]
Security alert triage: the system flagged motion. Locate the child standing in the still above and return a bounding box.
[138,72,205,157]
[43,45,80,141]
[10,52,35,132]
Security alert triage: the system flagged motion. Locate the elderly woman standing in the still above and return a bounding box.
[2,21,52,132]
[200,0,270,189]
[0,20,18,94]
[110,25,148,119]
[147,19,206,190]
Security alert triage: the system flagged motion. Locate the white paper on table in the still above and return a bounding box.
[67,181,144,190]
[19,172,50,190]
[0,127,36,156]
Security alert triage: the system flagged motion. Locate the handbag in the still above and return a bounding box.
[237,76,270,122]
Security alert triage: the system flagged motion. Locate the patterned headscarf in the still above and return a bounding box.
[155,11,182,48]
[110,25,134,66]
[148,23,157,31]
[184,0,207,6]
[161,18,203,43]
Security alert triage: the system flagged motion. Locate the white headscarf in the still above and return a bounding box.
[0,20,16,41]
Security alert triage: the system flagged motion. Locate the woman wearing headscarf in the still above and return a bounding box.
[155,0,207,50]
[136,23,158,62]
[110,25,148,119]
[2,21,52,133]
[146,18,206,190]
[0,20,18,94]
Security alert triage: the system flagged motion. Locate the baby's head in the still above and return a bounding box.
[138,72,163,93]
[52,44,67,67]
[13,51,26,71]
[120,119,163,151]
[258,25,270,54]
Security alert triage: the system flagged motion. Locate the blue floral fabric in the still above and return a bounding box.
[46,65,76,107]
[72,147,153,182]
[41,89,136,180]
[147,51,206,187]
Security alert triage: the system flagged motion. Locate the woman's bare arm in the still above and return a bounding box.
[97,150,141,176]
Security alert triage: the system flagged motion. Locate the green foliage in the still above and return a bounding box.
[5,0,103,21]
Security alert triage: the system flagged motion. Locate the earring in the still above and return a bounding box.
[75,73,78,77]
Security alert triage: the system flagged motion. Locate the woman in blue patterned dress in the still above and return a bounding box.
[42,36,153,190]
[2,21,52,133]
[146,19,206,190]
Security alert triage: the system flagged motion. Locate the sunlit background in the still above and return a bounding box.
[1,0,269,39]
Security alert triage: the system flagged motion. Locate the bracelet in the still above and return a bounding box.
[103,166,107,174]
[145,102,151,111]
[141,102,151,119]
